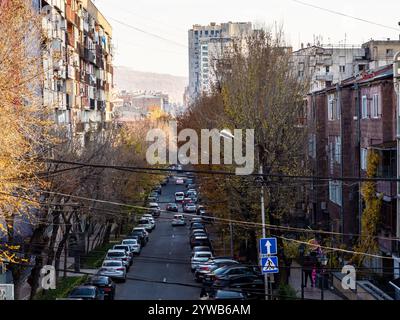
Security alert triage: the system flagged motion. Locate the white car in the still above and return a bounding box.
[176,178,184,185]
[175,192,185,202]
[184,203,197,213]
[105,250,130,270]
[148,202,159,209]
[121,239,141,254]
[171,214,186,226]
[133,227,149,241]
[99,260,127,282]
[191,251,214,272]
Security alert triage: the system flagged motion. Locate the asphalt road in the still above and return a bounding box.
[115,180,200,300]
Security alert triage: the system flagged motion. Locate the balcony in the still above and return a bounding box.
[84,48,96,64]
[315,73,333,81]
[66,5,73,22]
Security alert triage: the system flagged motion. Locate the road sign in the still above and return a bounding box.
[261,256,279,274]
[0,284,14,300]
[259,237,277,256]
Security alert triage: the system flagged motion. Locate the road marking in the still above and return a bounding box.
[169,251,172,255]
[166,263,169,268]
[163,277,167,283]
[172,234,175,238]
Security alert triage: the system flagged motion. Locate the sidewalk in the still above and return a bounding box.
[288,261,343,300]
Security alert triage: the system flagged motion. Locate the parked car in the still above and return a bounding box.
[203,265,260,286]
[190,222,206,231]
[190,229,208,238]
[138,218,154,232]
[192,246,213,256]
[219,275,265,299]
[85,276,116,300]
[206,289,247,300]
[166,203,179,212]
[148,195,159,203]
[191,217,203,223]
[129,230,147,247]
[195,259,239,282]
[68,285,104,300]
[105,250,131,270]
[132,227,149,242]
[191,251,214,272]
[176,178,185,185]
[112,245,134,265]
[190,235,211,249]
[98,260,127,282]
[121,239,141,255]
[175,192,185,202]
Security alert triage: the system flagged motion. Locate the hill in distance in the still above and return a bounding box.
[114,66,188,104]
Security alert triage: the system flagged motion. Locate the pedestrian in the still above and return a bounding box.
[303,256,313,288]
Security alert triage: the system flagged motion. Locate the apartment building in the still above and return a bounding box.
[306,65,399,277]
[293,40,400,93]
[188,22,252,102]
[40,0,113,138]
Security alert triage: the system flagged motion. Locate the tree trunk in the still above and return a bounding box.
[102,220,113,246]
[54,223,72,279]
[46,210,60,266]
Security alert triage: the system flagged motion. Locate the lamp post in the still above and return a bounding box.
[220,129,270,300]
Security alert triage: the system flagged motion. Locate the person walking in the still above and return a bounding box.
[303,256,313,288]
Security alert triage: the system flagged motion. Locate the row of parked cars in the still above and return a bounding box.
[65,186,164,300]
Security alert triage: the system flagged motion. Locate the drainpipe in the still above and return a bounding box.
[354,82,362,236]
[336,83,345,239]
[394,52,400,261]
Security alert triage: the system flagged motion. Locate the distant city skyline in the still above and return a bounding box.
[94,0,400,77]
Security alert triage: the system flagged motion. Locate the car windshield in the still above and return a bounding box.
[107,252,124,257]
[70,288,95,296]
[89,277,108,285]
[214,266,231,275]
[103,261,122,267]
[123,240,137,245]
[196,253,212,258]
[114,246,127,251]
[175,192,184,196]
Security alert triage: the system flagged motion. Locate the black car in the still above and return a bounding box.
[68,285,104,300]
[203,265,260,286]
[166,203,179,212]
[85,276,116,300]
[129,231,146,247]
[190,222,206,230]
[190,236,211,249]
[211,274,264,297]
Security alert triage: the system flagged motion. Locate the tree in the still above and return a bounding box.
[0,0,53,298]
[179,26,309,285]
[354,149,382,267]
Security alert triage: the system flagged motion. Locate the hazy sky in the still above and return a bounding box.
[94,0,400,77]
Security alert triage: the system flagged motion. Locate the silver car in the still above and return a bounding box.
[191,251,213,272]
[113,245,134,265]
[98,260,127,282]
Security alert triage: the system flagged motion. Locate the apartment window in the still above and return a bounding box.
[386,49,394,57]
[361,95,368,118]
[361,148,368,171]
[329,180,342,206]
[371,94,380,118]
[339,65,345,73]
[334,136,341,164]
[325,66,330,73]
[328,94,339,120]
[202,45,208,51]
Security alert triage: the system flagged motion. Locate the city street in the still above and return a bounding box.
[115,180,200,300]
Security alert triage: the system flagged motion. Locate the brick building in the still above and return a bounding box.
[306,65,399,275]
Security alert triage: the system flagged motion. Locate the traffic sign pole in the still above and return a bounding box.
[259,165,269,300]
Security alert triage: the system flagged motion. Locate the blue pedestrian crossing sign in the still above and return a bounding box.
[261,256,279,274]
[259,238,277,256]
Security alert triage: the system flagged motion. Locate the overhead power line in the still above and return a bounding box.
[108,17,188,49]
[291,0,399,32]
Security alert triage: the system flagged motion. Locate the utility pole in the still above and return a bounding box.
[394,52,400,273]
[259,165,271,300]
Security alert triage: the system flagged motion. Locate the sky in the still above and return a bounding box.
[93,0,400,77]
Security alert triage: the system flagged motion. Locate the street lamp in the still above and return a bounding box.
[220,129,270,300]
